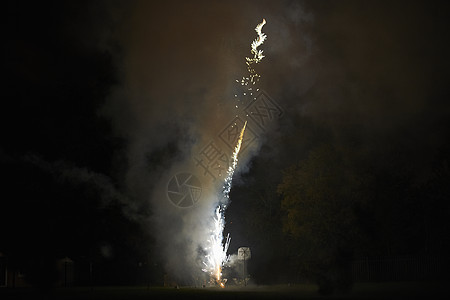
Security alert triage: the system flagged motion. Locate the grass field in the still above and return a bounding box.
[0,282,447,299]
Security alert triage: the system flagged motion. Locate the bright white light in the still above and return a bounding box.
[203,122,247,286]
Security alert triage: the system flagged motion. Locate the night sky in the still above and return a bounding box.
[2,0,450,292]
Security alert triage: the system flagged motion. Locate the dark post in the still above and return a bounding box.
[243,252,246,286]
[64,260,67,287]
[89,262,93,290]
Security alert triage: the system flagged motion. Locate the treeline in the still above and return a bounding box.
[228,115,450,294]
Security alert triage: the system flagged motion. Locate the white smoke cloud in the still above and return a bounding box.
[89,0,315,284]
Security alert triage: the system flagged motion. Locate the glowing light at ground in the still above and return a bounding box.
[202,207,230,284]
[203,123,247,286]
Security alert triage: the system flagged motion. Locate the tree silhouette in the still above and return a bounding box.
[278,143,366,294]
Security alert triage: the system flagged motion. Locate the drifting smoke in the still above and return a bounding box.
[4,0,449,288]
[95,1,315,285]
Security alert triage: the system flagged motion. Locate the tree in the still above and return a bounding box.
[278,143,366,294]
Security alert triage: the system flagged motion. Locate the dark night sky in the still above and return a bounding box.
[2,0,450,287]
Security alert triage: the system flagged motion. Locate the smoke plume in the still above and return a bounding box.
[95,0,314,284]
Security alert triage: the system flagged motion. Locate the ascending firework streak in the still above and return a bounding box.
[223,121,247,199]
[203,19,266,287]
[203,122,247,287]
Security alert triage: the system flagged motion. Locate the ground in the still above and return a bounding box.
[0,282,447,299]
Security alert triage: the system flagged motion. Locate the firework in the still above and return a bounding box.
[203,123,247,286]
[223,121,247,199]
[242,18,267,85]
[203,19,266,288]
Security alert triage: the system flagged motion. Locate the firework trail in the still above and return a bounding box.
[203,122,247,286]
[203,19,266,287]
[223,121,247,200]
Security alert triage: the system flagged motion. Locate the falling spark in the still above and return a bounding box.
[245,18,267,84]
[248,19,267,63]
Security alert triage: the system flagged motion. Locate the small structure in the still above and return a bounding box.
[237,247,251,286]
[0,253,75,288]
[0,252,29,287]
[57,257,74,287]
